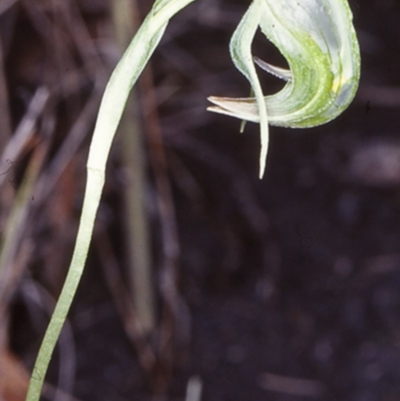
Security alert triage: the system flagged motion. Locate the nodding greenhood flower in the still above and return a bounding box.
[208,0,360,178]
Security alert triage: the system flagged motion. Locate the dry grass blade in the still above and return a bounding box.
[96,230,157,375]
[0,141,48,313]
[0,88,49,188]
[258,372,325,398]
[0,39,12,151]
[0,0,18,16]
[111,0,156,335]
[0,142,49,401]
[140,30,191,398]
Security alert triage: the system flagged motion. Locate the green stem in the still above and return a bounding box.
[25,1,196,400]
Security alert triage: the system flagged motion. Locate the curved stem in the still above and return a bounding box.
[25,1,196,400]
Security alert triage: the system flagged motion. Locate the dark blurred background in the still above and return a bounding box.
[1,1,400,400]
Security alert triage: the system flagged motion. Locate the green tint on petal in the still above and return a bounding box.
[208,0,360,178]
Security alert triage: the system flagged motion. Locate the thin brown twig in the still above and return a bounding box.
[33,75,106,204]
[138,26,191,400]
[0,87,50,188]
[95,228,157,375]
[0,38,12,153]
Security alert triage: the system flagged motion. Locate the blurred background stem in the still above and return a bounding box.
[110,0,155,334]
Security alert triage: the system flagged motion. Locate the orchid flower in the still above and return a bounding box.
[208,0,361,178]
